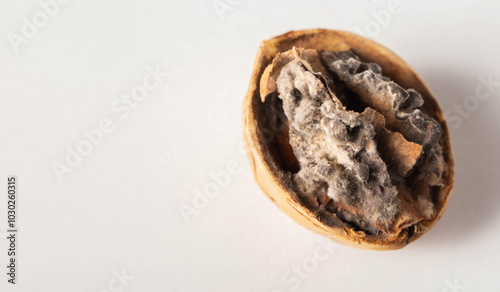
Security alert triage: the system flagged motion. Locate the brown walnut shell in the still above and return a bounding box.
[242,29,455,250]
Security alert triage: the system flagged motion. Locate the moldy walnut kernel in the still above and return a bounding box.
[243,29,455,250]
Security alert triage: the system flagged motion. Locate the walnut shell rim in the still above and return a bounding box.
[242,29,455,250]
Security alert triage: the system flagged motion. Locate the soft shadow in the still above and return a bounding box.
[412,66,500,249]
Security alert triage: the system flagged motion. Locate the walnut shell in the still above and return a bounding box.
[242,29,455,250]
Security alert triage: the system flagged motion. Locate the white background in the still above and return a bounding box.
[0,0,499,291]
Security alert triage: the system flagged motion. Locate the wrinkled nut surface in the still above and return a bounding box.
[242,29,455,250]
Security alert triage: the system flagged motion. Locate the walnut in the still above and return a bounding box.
[243,29,455,250]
